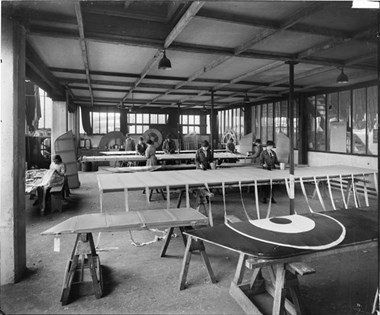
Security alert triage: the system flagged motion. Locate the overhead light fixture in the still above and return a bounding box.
[337,68,349,84]
[158,50,172,70]
[243,92,250,104]
[201,104,207,112]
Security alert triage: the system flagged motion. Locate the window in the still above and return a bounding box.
[352,88,366,154]
[367,86,378,155]
[88,112,167,135]
[307,96,316,149]
[267,103,273,141]
[315,94,326,151]
[261,103,268,144]
[206,115,211,135]
[280,100,288,135]
[99,112,107,134]
[180,114,201,134]
[326,93,338,151]
[339,90,352,153]
[92,112,100,134]
[307,85,377,156]
[38,88,52,129]
[218,107,245,141]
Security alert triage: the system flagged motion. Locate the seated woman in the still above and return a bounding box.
[145,140,158,166]
[40,154,66,213]
[195,140,214,170]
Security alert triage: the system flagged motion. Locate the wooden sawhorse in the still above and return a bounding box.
[42,208,209,305]
[179,236,312,315]
[61,233,103,305]
[229,253,314,315]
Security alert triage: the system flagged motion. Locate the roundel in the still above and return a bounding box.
[143,128,163,148]
[226,212,346,250]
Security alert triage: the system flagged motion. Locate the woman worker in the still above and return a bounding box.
[40,154,66,213]
[145,140,158,166]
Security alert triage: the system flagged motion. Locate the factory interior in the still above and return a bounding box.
[1,1,379,314]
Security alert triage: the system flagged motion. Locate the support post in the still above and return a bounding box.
[177,102,181,152]
[244,103,252,135]
[0,16,27,284]
[286,61,297,215]
[210,90,215,154]
[51,101,68,158]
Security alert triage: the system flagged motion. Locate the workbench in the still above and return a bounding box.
[96,165,377,215]
[179,207,378,315]
[41,207,209,305]
[82,151,251,164]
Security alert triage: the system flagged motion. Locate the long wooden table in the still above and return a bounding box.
[180,207,378,315]
[82,152,251,163]
[96,165,377,212]
[99,149,226,155]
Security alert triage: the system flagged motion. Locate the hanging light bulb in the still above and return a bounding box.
[243,92,250,104]
[158,50,172,70]
[337,68,349,84]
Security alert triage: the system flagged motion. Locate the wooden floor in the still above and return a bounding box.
[0,170,378,314]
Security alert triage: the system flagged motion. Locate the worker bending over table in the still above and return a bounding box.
[259,140,280,204]
[195,140,214,170]
[162,134,176,165]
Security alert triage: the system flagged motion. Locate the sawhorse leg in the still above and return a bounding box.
[179,235,216,290]
[160,226,189,257]
[60,233,103,305]
[229,253,266,315]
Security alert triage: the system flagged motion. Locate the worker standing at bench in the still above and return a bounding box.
[145,140,158,166]
[40,154,66,213]
[259,140,279,204]
[195,140,214,170]
[136,137,147,166]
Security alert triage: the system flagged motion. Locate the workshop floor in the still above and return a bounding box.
[0,169,378,315]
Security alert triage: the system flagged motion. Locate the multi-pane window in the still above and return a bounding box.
[308,85,377,156]
[218,106,245,142]
[181,114,200,134]
[253,100,298,149]
[128,113,168,134]
[87,112,167,135]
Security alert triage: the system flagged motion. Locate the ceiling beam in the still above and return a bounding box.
[160,60,285,109]
[296,27,376,60]
[234,2,325,55]
[74,1,94,106]
[28,27,375,72]
[149,3,325,108]
[62,78,279,94]
[50,66,299,88]
[73,96,226,106]
[197,6,374,44]
[118,1,204,105]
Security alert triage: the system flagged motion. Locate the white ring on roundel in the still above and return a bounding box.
[249,215,315,234]
[143,128,163,149]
